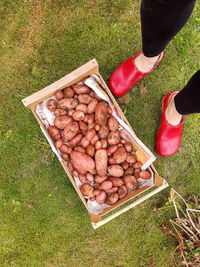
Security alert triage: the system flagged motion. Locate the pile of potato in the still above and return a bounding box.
[47,79,151,206]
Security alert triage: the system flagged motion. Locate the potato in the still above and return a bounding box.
[74,146,86,153]
[54,115,73,129]
[107,107,112,115]
[89,169,96,175]
[79,174,87,183]
[91,134,99,145]
[94,189,101,196]
[108,157,116,165]
[113,147,127,164]
[70,151,95,174]
[95,175,108,184]
[79,121,88,133]
[99,125,110,139]
[83,114,89,123]
[55,108,67,116]
[58,98,78,110]
[95,124,100,131]
[122,161,129,170]
[88,114,95,124]
[101,180,113,191]
[76,104,88,113]
[108,177,124,187]
[106,193,119,205]
[94,183,101,189]
[72,170,79,177]
[133,161,142,169]
[59,144,72,154]
[101,139,108,149]
[67,162,73,171]
[73,85,90,94]
[48,126,61,141]
[86,173,94,182]
[78,94,92,104]
[88,98,98,114]
[55,90,64,100]
[123,175,139,190]
[86,129,96,141]
[80,183,94,197]
[55,139,64,148]
[125,167,133,175]
[61,153,70,162]
[64,87,74,98]
[95,141,102,150]
[96,191,106,204]
[126,153,137,164]
[121,139,126,144]
[95,149,108,176]
[81,136,90,148]
[124,142,132,152]
[108,131,121,145]
[95,101,108,126]
[90,197,96,201]
[108,165,124,177]
[72,110,85,121]
[88,123,95,129]
[108,117,119,131]
[108,145,118,154]
[118,185,128,199]
[68,109,74,116]
[69,134,83,146]
[105,187,118,194]
[86,144,95,157]
[133,168,140,178]
[63,122,79,142]
[139,170,151,180]
[47,99,57,112]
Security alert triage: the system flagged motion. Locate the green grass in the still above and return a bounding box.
[0,0,200,266]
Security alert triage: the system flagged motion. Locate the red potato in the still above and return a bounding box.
[124,142,132,152]
[55,108,67,116]
[118,185,128,199]
[94,183,101,189]
[139,170,151,180]
[99,125,110,139]
[78,94,92,104]
[95,149,108,176]
[107,107,112,115]
[88,114,95,124]
[72,110,85,121]
[70,151,95,174]
[101,139,108,149]
[86,144,95,157]
[67,162,73,171]
[76,104,88,113]
[95,141,102,150]
[133,168,140,178]
[54,115,73,129]
[94,189,101,196]
[55,90,64,100]
[87,98,98,114]
[80,183,94,197]
[121,139,126,144]
[73,85,90,94]
[126,153,137,164]
[133,161,142,169]
[123,175,139,190]
[64,87,74,98]
[95,101,108,126]
[95,175,108,184]
[83,114,89,123]
[47,99,57,112]
[61,153,70,162]
[68,109,75,117]
[95,124,100,131]
[86,173,94,182]
[113,147,127,164]
[105,187,118,194]
[58,98,78,110]
[88,123,95,129]
[74,146,86,153]
[63,122,79,142]
[79,174,87,183]
[122,161,129,170]
[101,180,113,191]
[108,131,121,145]
[108,177,124,187]
[106,193,119,205]
[69,134,83,146]
[59,144,72,154]
[48,126,61,141]
[108,157,116,164]
[79,121,88,133]
[81,136,90,148]
[108,117,119,131]
[74,94,78,99]
[96,191,106,204]
[108,165,124,177]
[89,169,97,175]
[91,134,99,145]
[86,129,96,141]
[108,145,118,154]
[72,170,79,177]
[55,139,64,148]
[118,144,123,147]
[125,167,134,176]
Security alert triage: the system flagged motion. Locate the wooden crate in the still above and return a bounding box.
[22,59,168,229]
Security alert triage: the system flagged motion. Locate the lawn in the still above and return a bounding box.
[0,0,200,266]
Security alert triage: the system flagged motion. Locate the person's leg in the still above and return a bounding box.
[135,0,196,72]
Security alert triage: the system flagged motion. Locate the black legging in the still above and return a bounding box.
[141,0,200,115]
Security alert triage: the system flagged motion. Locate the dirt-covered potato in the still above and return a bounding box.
[55,108,67,116]
[72,110,85,121]
[101,180,113,191]
[95,175,108,184]
[47,99,57,112]
[64,87,74,98]
[113,147,127,164]
[58,98,78,110]
[81,136,90,148]
[133,161,142,169]
[78,94,92,104]
[48,126,61,141]
[105,187,118,194]
[118,185,128,199]
[55,90,64,100]
[108,177,124,187]
[71,151,95,174]
[108,145,118,154]
[87,98,98,114]
[54,115,73,129]
[106,193,119,205]
[95,149,108,176]
[55,139,64,148]
[101,139,108,149]
[91,134,99,145]
[96,191,106,204]
[108,165,124,177]
[139,170,151,180]
[69,134,83,146]
[79,121,88,134]
[76,104,87,113]
[99,125,110,139]
[63,121,79,142]
[108,117,119,131]
[86,173,94,182]
[133,168,140,178]
[79,174,87,183]
[74,146,86,154]
[59,144,72,154]
[61,153,70,162]
[125,167,133,175]
[126,153,137,164]
[86,129,96,141]
[73,85,90,94]
[86,144,95,157]
[95,101,108,126]
[124,142,132,152]
[123,175,139,190]
[80,183,94,197]
[107,131,121,145]
[95,141,102,150]
[122,161,129,170]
